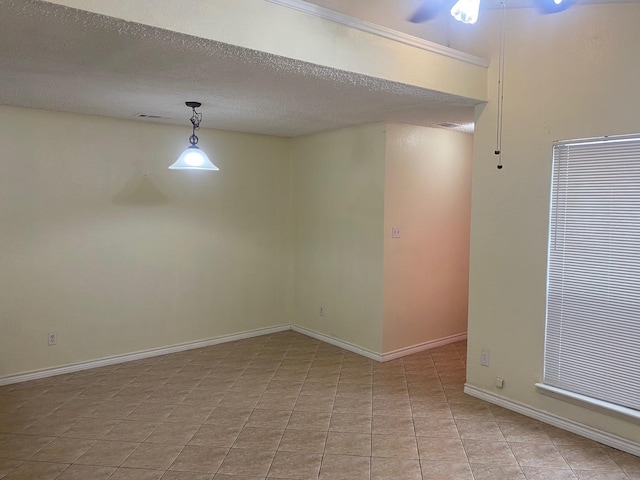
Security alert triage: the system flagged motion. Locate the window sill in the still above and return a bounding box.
[535,383,640,425]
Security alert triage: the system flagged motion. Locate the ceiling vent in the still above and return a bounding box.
[135,113,167,120]
[433,122,462,129]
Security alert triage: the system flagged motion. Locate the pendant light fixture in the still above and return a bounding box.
[169,101,219,171]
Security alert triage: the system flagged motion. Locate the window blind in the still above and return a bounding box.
[545,134,640,412]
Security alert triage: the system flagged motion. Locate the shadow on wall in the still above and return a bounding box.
[113,174,169,206]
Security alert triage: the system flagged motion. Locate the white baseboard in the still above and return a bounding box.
[291,325,383,362]
[0,324,291,386]
[1,324,467,385]
[291,326,467,363]
[381,332,467,362]
[464,384,640,457]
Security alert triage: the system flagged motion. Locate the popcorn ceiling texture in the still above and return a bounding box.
[0,0,480,136]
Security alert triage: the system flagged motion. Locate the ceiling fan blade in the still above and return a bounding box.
[408,0,446,23]
[533,0,575,14]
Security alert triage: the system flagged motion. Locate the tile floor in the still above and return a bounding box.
[0,331,639,479]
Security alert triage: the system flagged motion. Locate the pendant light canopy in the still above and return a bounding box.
[169,102,219,171]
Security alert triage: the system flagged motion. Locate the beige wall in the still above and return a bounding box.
[1,109,474,378]
[383,124,472,353]
[451,3,640,442]
[0,106,292,377]
[291,125,387,353]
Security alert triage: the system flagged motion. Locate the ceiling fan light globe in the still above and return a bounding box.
[450,0,480,24]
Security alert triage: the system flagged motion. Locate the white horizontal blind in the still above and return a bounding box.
[545,135,640,412]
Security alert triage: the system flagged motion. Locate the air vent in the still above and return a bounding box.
[433,122,462,129]
[135,113,167,119]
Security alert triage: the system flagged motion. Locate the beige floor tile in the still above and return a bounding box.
[372,415,415,436]
[75,440,140,466]
[413,416,458,438]
[267,451,322,478]
[0,459,23,478]
[608,449,640,473]
[470,463,526,480]
[542,426,601,447]
[189,424,242,447]
[335,383,371,396]
[255,393,298,411]
[420,461,474,480]
[0,434,55,459]
[165,405,215,424]
[145,422,200,445]
[122,443,184,470]
[325,431,372,456]
[205,407,253,426]
[53,464,116,480]
[278,429,327,453]
[104,420,160,442]
[232,426,284,450]
[246,409,292,429]
[218,393,261,409]
[301,382,337,396]
[169,445,227,473]
[180,390,224,407]
[455,419,504,441]
[416,437,467,463]
[109,467,165,479]
[329,413,371,434]
[162,472,214,480]
[21,414,79,436]
[146,389,193,405]
[319,453,371,480]
[53,399,103,417]
[371,457,422,480]
[521,466,578,479]
[1,461,69,480]
[218,448,275,476]
[61,417,120,439]
[449,403,494,421]
[286,412,331,431]
[89,401,141,420]
[127,404,178,422]
[30,437,96,463]
[332,396,372,414]
[463,440,518,465]
[411,402,453,419]
[372,434,418,459]
[500,422,552,444]
[294,394,334,413]
[509,442,570,468]
[557,446,622,471]
[574,471,629,480]
[0,415,39,434]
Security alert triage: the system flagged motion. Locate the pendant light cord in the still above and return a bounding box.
[495,0,507,169]
[189,107,202,146]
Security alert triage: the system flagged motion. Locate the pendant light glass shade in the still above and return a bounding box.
[450,0,480,24]
[170,101,219,171]
[170,145,219,170]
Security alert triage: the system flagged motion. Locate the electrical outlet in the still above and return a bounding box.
[319,307,325,317]
[495,377,504,388]
[480,349,490,367]
[392,226,401,238]
[48,332,57,346]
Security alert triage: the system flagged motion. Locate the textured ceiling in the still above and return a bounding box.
[0,0,481,137]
